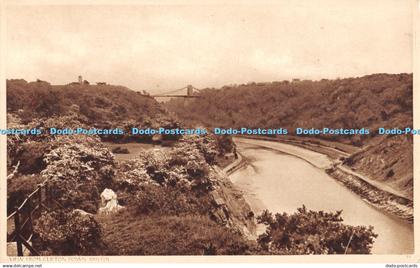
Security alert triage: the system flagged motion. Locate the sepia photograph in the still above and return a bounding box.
[0,0,418,264]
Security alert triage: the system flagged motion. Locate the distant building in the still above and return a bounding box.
[97,82,107,85]
[78,75,83,84]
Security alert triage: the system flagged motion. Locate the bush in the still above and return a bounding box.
[215,135,234,155]
[13,142,50,174]
[41,136,115,213]
[33,210,103,255]
[7,174,44,213]
[257,206,377,254]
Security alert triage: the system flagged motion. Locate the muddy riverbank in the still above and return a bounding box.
[232,137,413,222]
[229,138,414,254]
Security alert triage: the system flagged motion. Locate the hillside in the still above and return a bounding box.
[7,79,168,126]
[166,73,413,198]
[6,79,258,255]
[167,73,412,145]
[343,134,413,199]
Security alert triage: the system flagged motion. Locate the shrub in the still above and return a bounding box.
[13,142,50,174]
[41,136,115,213]
[33,210,103,255]
[7,174,44,213]
[215,135,234,155]
[257,206,377,254]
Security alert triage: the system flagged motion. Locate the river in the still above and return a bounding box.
[229,138,414,254]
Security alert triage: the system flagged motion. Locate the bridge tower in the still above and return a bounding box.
[187,85,193,96]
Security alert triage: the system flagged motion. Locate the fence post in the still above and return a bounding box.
[14,207,23,256]
[27,198,33,235]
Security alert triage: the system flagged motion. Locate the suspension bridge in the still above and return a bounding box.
[151,85,202,98]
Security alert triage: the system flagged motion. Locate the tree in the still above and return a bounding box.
[257,206,377,254]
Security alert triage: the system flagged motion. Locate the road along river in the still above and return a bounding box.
[229,137,414,254]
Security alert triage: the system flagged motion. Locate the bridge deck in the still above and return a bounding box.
[151,95,200,98]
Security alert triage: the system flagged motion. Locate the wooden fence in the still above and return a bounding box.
[7,179,63,256]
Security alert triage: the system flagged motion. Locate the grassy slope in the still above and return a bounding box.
[97,210,256,255]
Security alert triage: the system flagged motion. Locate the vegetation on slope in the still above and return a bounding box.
[167,73,412,145]
[257,206,377,254]
[7,79,166,125]
[344,135,413,198]
[166,73,413,197]
[7,110,256,255]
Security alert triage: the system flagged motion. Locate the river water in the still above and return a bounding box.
[229,138,414,254]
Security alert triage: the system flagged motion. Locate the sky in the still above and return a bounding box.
[4,0,413,93]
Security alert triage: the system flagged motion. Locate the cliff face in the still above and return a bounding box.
[210,165,256,236]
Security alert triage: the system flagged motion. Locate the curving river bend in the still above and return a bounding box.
[229,138,414,254]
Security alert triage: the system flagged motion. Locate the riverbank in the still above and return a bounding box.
[223,153,246,175]
[232,137,413,223]
[229,141,414,254]
[235,134,357,158]
[234,137,332,169]
[235,135,413,200]
[326,167,413,222]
